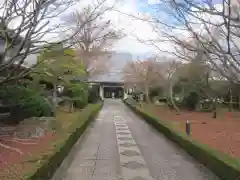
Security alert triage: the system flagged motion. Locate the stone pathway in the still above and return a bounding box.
[114,115,153,180]
[52,99,219,180]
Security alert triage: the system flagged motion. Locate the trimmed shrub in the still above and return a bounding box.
[132,91,142,102]
[0,85,52,122]
[149,87,163,102]
[88,85,100,103]
[65,83,89,109]
[181,92,200,110]
[74,96,88,109]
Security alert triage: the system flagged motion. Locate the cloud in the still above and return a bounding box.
[147,0,161,4]
[4,0,198,60]
[103,1,161,54]
[98,0,176,54]
[141,2,226,57]
[102,0,201,56]
[5,0,172,55]
[70,0,161,54]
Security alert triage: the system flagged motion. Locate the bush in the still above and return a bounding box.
[157,97,167,103]
[197,99,213,112]
[131,91,142,102]
[166,97,179,109]
[0,85,52,122]
[181,92,200,110]
[74,96,88,109]
[88,85,101,103]
[149,87,163,102]
[65,83,89,109]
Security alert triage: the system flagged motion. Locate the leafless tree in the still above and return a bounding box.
[64,2,123,79]
[149,0,240,83]
[122,56,164,103]
[0,0,114,84]
[162,0,240,114]
[122,0,240,114]
[158,59,182,113]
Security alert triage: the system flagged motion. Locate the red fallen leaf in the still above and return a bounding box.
[145,104,240,158]
[0,132,57,171]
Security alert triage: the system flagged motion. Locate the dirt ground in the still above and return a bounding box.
[0,132,56,179]
[0,108,78,179]
[143,104,240,158]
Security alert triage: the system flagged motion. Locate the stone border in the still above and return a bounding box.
[25,103,103,180]
[123,100,240,180]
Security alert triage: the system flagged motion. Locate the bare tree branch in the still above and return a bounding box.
[63,1,123,79]
[0,0,118,84]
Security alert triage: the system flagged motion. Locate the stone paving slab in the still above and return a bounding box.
[113,112,154,180]
[91,159,122,180]
[64,160,95,180]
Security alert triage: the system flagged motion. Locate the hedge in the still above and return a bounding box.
[24,102,103,180]
[124,100,240,180]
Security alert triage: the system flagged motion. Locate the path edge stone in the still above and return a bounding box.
[123,99,240,180]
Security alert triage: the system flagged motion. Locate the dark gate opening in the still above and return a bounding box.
[104,87,123,98]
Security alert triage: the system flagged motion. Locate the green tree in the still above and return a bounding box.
[63,83,89,112]
[30,47,85,116]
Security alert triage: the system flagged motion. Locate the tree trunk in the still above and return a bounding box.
[229,87,233,112]
[169,81,180,114]
[52,83,57,117]
[144,84,150,104]
[212,100,217,118]
[238,94,240,111]
[68,100,74,113]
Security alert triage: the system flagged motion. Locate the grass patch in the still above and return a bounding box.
[124,100,240,180]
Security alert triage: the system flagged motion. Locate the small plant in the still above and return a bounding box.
[0,85,52,122]
[180,92,200,110]
[64,83,89,109]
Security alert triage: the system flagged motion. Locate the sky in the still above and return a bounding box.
[67,0,168,55]
[1,0,223,56]
[107,0,180,55]
[1,0,224,67]
[65,0,223,55]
